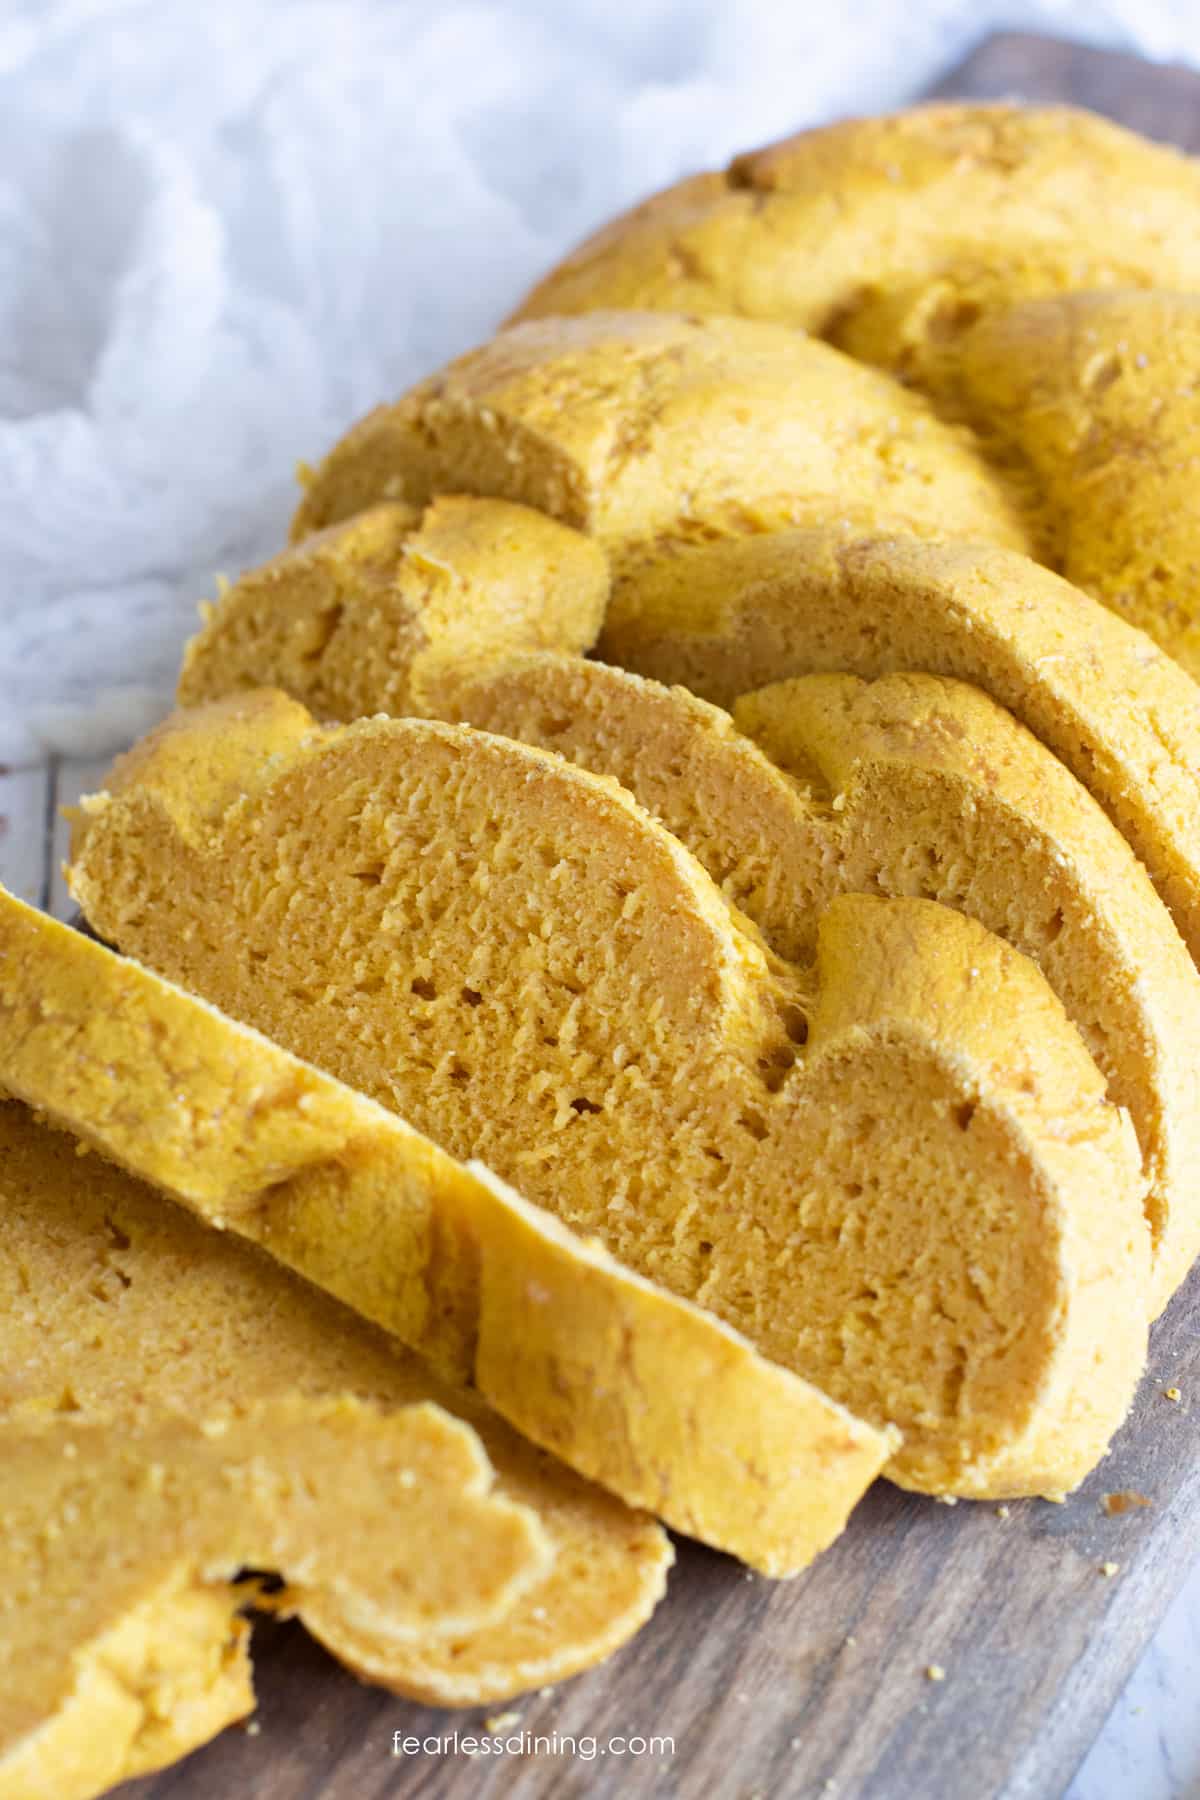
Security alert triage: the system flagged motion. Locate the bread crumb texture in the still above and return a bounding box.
[63,695,1150,1501]
[416,649,1199,1316]
[599,531,1200,976]
[179,496,609,720]
[0,887,887,1577]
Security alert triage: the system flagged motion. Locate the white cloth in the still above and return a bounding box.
[1,0,1196,764]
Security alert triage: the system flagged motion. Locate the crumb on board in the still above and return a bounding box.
[1102,1491,1151,1515]
[1164,1387,1182,1402]
[244,1720,261,1737]
[934,1494,957,1506]
[1101,1562,1121,1578]
[995,1504,1011,1519]
[485,1712,521,1734]
[845,1634,857,1647]
[925,1664,946,1682]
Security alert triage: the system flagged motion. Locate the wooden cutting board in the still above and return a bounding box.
[30,32,1200,1800]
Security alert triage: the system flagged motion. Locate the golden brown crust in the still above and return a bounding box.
[505,109,1200,672]
[509,104,1200,364]
[63,700,1148,1499]
[289,311,1030,560]
[921,290,1200,678]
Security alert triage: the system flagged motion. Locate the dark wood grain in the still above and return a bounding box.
[927,31,1200,151]
[116,35,1200,1800]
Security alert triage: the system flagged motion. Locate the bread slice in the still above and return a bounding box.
[177,495,609,718]
[0,893,888,1577]
[424,650,1200,1314]
[922,290,1200,679]
[3,1548,252,1800]
[289,312,1030,560]
[0,1393,548,1797]
[507,104,1200,375]
[0,1099,672,1704]
[601,530,1200,968]
[64,698,1149,1499]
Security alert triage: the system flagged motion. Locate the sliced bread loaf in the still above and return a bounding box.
[65,698,1149,1499]
[0,1099,671,1704]
[601,531,1200,968]
[177,496,609,718]
[0,1393,547,1799]
[424,650,1200,1313]
[289,312,1030,558]
[0,893,888,1577]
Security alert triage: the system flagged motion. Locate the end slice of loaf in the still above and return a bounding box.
[289,311,1030,560]
[600,530,1200,969]
[424,649,1200,1314]
[507,105,1200,373]
[0,893,889,1577]
[0,1102,671,1706]
[64,700,1149,1499]
[928,289,1200,679]
[0,1394,548,1798]
[178,496,609,718]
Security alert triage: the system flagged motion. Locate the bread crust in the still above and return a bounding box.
[508,105,1200,362]
[289,311,1030,562]
[602,531,1200,972]
[505,108,1200,672]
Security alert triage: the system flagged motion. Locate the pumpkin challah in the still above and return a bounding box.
[11,96,1200,1797]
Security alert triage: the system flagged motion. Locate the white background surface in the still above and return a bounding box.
[3,4,1200,1794]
